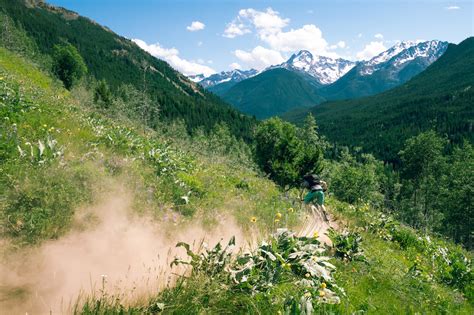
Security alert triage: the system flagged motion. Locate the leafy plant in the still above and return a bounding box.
[327,228,366,262]
[170,229,343,312]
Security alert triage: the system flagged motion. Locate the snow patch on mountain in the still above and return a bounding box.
[270,50,356,84]
[359,40,448,75]
[191,69,259,88]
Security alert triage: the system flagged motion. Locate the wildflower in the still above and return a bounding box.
[250,216,257,223]
[282,263,291,270]
[274,218,280,223]
[288,207,294,213]
[319,290,326,297]
[304,291,311,298]
[305,273,311,278]
[275,212,282,219]
[313,231,319,238]
[43,124,47,128]
[321,282,327,289]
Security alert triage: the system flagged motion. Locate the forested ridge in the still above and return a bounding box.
[0,0,256,140]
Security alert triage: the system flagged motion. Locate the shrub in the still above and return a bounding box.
[51,43,87,89]
[254,117,323,189]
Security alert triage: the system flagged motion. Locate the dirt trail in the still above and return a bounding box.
[0,187,249,315]
[0,187,336,314]
[297,205,337,245]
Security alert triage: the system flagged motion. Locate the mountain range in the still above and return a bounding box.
[192,40,449,118]
[268,50,356,85]
[283,37,474,162]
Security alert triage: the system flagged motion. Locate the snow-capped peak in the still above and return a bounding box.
[359,40,449,75]
[192,68,259,88]
[271,50,356,84]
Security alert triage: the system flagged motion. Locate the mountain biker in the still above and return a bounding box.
[302,174,329,222]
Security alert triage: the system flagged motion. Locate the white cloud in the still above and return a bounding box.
[261,24,339,58]
[223,22,251,38]
[133,39,215,76]
[356,41,387,60]
[358,33,363,38]
[224,8,340,58]
[224,7,289,38]
[374,33,384,39]
[229,62,242,70]
[445,5,460,10]
[186,21,205,32]
[239,8,289,36]
[329,41,346,50]
[234,46,285,70]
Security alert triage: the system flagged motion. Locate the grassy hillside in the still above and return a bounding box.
[0,46,296,247]
[1,43,472,315]
[222,68,325,119]
[0,0,256,140]
[284,37,474,163]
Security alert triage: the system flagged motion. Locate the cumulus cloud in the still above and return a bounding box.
[223,22,251,38]
[186,21,205,32]
[329,41,346,50]
[233,46,285,70]
[374,33,384,39]
[229,62,242,70]
[356,41,387,60]
[445,5,460,10]
[223,8,288,38]
[133,39,215,76]
[261,24,339,58]
[224,8,340,59]
[239,8,289,36]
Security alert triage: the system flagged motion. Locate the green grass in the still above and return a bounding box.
[0,46,295,246]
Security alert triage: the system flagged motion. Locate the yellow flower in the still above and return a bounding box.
[305,273,311,278]
[319,290,326,297]
[250,216,257,223]
[321,282,327,289]
[313,231,319,238]
[274,218,280,223]
[304,291,311,298]
[275,212,282,219]
[43,124,47,128]
[288,207,294,213]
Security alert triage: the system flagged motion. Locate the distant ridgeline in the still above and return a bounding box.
[284,37,474,163]
[195,41,449,120]
[0,0,256,140]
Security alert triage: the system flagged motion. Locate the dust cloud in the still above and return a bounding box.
[0,187,249,314]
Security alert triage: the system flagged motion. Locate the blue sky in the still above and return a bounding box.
[48,0,473,76]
